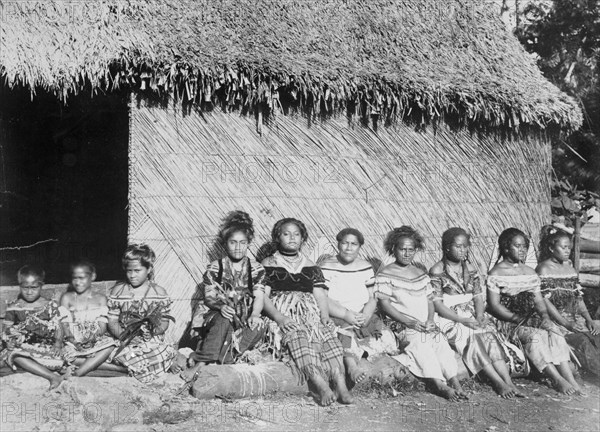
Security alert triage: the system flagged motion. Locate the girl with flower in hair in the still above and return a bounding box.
[536,225,600,376]
[107,244,176,383]
[487,228,581,394]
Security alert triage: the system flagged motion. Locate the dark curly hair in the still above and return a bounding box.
[336,228,365,246]
[122,244,156,275]
[384,226,424,255]
[538,225,571,262]
[441,227,471,256]
[497,228,530,260]
[271,218,309,245]
[218,210,255,245]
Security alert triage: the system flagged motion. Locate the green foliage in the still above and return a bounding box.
[516,0,600,192]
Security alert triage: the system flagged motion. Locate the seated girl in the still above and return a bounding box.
[320,228,395,385]
[375,226,467,401]
[59,260,117,377]
[184,211,265,376]
[487,228,581,395]
[430,228,521,398]
[1,265,65,389]
[536,225,600,376]
[261,218,353,406]
[107,244,177,383]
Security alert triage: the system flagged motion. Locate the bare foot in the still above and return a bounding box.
[510,385,526,398]
[347,363,367,384]
[448,377,469,400]
[180,362,204,382]
[493,382,515,399]
[555,378,576,395]
[435,384,461,401]
[332,372,354,404]
[311,375,336,406]
[48,373,63,390]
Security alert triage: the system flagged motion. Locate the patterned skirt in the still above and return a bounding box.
[496,320,570,371]
[265,291,344,383]
[111,335,176,383]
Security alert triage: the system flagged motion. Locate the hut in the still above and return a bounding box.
[1,0,582,342]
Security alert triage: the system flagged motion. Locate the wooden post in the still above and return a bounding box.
[573,216,581,274]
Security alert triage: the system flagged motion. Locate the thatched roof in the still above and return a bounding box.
[1,0,582,130]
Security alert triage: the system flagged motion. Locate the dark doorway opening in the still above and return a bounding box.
[0,86,129,285]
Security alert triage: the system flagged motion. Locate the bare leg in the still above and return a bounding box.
[310,374,336,406]
[479,362,515,398]
[332,369,354,404]
[557,362,582,394]
[448,376,469,399]
[491,360,525,397]
[344,356,366,384]
[543,363,575,395]
[12,357,63,389]
[429,378,460,401]
[72,346,115,377]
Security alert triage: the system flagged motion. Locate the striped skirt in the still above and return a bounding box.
[265,291,344,383]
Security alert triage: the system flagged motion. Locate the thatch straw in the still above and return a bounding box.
[129,99,552,341]
[1,0,582,131]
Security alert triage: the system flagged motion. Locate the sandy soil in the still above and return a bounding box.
[0,372,598,432]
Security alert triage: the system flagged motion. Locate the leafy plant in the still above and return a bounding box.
[113,303,175,357]
[551,177,599,223]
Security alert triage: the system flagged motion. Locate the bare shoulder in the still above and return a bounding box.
[91,291,108,305]
[488,264,503,276]
[535,260,552,275]
[354,258,373,269]
[429,260,444,275]
[60,291,75,306]
[521,265,538,276]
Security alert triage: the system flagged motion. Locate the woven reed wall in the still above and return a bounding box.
[129,99,552,343]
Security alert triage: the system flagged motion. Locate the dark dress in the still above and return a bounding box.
[263,252,344,383]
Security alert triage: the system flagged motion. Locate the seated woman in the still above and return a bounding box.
[261,218,352,406]
[59,260,117,377]
[376,226,467,401]
[184,211,265,376]
[536,225,600,376]
[430,228,521,398]
[487,228,581,395]
[1,265,65,389]
[320,228,395,384]
[107,244,177,383]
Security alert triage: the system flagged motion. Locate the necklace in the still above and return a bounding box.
[276,251,303,273]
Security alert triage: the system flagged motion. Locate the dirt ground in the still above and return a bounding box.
[0,371,598,432]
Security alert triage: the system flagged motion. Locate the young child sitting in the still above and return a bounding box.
[1,265,66,389]
[107,244,177,383]
[59,260,117,377]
